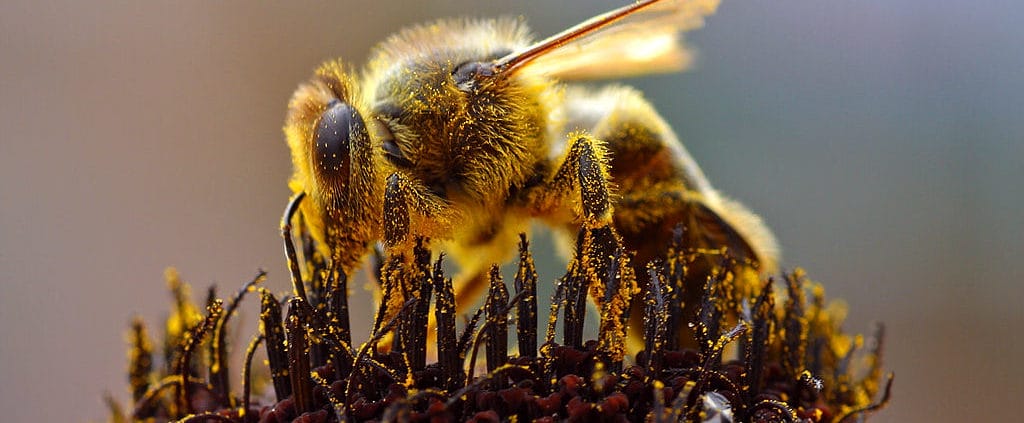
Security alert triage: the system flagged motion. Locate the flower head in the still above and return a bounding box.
[109,218,890,422]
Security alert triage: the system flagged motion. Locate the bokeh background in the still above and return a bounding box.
[2,1,1022,421]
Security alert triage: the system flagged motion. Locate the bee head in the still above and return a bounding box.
[285,61,383,258]
[361,18,555,207]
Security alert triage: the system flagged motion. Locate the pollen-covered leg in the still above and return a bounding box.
[379,172,455,331]
[525,133,624,290]
[382,172,454,251]
[383,172,488,351]
[528,132,615,230]
[383,173,412,250]
[524,132,640,358]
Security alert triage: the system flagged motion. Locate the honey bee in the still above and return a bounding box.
[284,0,778,342]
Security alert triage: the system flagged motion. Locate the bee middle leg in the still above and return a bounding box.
[525,132,625,287]
[527,132,615,230]
[525,132,646,351]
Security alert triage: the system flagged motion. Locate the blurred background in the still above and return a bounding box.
[2,1,1021,421]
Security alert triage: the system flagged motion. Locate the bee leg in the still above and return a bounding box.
[549,134,641,352]
[380,171,497,348]
[371,172,420,352]
[529,132,615,229]
[281,192,309,300]
[379,172,452,329]
[383,173,412,250]
[529,133,625,291]
[576,138,614,227]
[381,172,452,250]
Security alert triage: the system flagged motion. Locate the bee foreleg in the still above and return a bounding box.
[381,172,454,251]
[281,192,309,300]
[378,171,453,350]
[383,173,412,250]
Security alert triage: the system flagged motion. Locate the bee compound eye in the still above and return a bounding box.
[452,61,495,91]
[313,101,362,179]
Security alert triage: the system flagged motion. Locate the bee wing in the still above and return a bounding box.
[496,0,720,80]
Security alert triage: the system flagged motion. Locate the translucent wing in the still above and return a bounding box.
[495,0,720,80]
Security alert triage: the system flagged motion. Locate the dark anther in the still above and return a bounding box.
[484,265,509,373]
[259,289,290,401]
[286,298,315,415]
[514,234,538,359]
[210,270,267,406]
